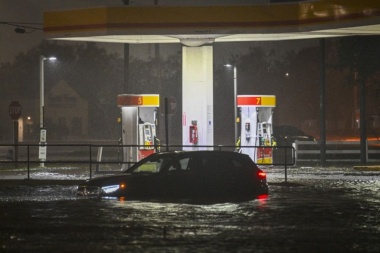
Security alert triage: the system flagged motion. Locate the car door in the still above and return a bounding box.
[200,154,235,196]
[161,154,203,199]
[200,153,253,197]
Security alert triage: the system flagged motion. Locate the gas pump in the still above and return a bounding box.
[139,123,155,148]
[237,95,276,164]
[258,122,272,146]
[138,122,156,159]
[117,94,160,169]
[257,121,273,163]
[244,121,251,141]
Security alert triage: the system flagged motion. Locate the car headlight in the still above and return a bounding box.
[102,185,120,193]
[101,183,126,194]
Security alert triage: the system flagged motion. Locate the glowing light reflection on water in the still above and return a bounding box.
[0,173,379,252]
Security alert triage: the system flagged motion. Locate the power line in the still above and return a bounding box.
[0,20,43,33]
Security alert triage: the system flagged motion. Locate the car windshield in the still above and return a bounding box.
[127,154,174,173]
[125,151,254,174]
[276,126,305,136]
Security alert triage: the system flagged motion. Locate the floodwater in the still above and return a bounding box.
[0,167,379,252]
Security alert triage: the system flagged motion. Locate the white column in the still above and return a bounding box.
[182,46,213,149]
[121,107,138,167]
[240,107,258,161]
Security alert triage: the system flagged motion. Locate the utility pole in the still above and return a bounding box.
[121,0,130,93]
[319,39,326,166]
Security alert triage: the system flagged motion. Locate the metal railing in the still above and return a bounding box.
[294,140,380,164]
[0,143,295,180]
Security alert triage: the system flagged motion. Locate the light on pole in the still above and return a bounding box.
[39,55,56,167]
[224,64,238,145]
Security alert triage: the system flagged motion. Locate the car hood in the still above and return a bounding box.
[296,135,315,140]
[286,135,312,140]
[81,173,148,187]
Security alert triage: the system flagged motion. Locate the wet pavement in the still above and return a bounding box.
[0,165,379,252]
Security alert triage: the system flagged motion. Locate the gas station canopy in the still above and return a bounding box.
[44,0,380,46]
[42,0,380,157]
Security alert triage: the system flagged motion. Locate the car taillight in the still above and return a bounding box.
[257,194,268,200]
[256,169,267,179]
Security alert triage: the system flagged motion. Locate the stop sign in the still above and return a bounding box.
[166,97,177,115]
[9,101,22,120]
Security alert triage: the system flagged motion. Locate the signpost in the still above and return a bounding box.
[39,128,47,164]
[164,97,177,151]
[9,101,22,165]
[9,101,22,120]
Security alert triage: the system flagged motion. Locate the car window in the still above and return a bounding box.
[127,152,252,174]
[187,156,202,171]
[288,127,304,136]
[201,154,250,171]
[232,159,253,169]
[276,126,305,136]
[168,158,190,172]
[130,156,173,173]
[202,155,233,171]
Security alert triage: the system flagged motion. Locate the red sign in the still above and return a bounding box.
[9,101,22,120]
[237,96,261,106]
[118,95,143,106]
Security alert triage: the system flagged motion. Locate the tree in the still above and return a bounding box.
[0,40,183,143]
[213,45,285,144]
[337,35,380,162]
[0,41,125,141]
[128,53,182,144]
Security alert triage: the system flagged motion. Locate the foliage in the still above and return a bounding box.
[3,37,380,143]
[213,46,286,144]
[337,36,380,120]
[0,41,182,142]
[238,47,284,95]
[337,36,380,82]
[129,54,181,97]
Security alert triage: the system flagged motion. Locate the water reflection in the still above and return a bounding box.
[0,177,379,252]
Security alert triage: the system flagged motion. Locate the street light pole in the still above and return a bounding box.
[224,64,238,145]
[39,55,56,167]
[39,55,45,130]
[233,66,237,145]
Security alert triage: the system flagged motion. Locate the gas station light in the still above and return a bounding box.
[224,64,238,145]
[39,55,57,167]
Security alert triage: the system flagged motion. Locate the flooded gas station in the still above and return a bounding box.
[1,2,380,252]
[1,166,379,252]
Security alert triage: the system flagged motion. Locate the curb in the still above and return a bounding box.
[0,179,85,186]
[269,182,304,187]
[353,165,380,171]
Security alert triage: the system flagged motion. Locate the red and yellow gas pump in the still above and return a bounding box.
[237,95,276,164]
[118,94,159,167]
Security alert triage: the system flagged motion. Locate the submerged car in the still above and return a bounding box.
[273,125,316,146]
[77,150,268,202]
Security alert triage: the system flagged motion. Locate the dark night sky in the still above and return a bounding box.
[0,0,317,65]
[0,0,120,64]
[2,0,374,143]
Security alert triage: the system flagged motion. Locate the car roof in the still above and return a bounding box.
[274,125,305,134]
[125,150,254,173]
[148,150,251,160]
[156,150,245,156]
